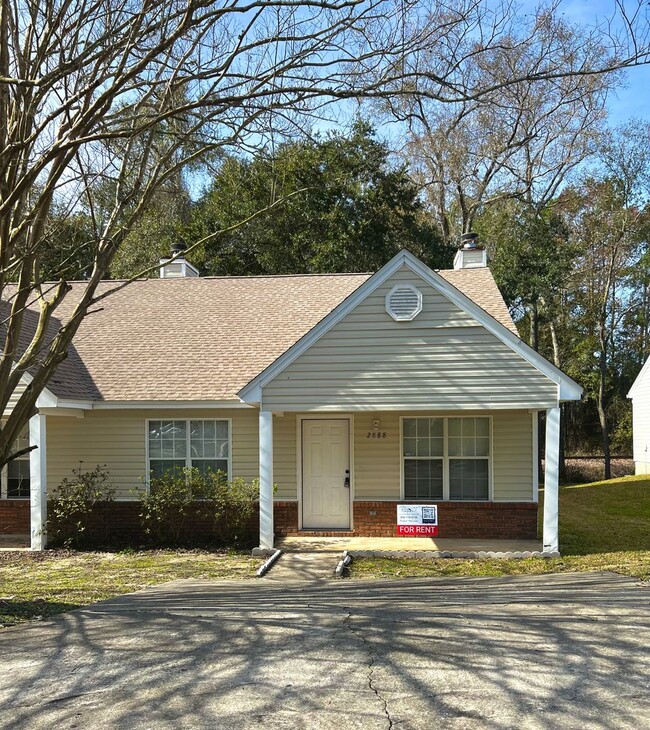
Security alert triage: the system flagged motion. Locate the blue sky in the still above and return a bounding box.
[535,0,650,125]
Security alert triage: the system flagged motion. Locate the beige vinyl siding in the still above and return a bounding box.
[491,411,534,501]
[44,407,533,502]
[632,376,650,474]
[46,409,260,500]
[352,410,533,502]
[261,266,558,412]
[273,415,297,500]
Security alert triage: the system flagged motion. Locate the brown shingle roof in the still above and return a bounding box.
[10,267,518,402]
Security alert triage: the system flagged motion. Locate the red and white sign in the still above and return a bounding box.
[396,505,438,537]
[397,524,438,536]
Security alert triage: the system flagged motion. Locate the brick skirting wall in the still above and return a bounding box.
[0,500,29,533]
[0,499,537,542]
[274,501,538,540]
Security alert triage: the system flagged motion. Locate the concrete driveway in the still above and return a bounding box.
[0,572,648,729]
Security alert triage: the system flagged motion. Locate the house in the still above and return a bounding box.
[1,240,582,552]
[629,358,650,474]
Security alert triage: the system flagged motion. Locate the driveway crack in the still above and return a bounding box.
[343,608,394,729]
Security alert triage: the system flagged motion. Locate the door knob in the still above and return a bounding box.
[344,469,350,488]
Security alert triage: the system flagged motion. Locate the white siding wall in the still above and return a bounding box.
[261,267,558,411]
[632,375,650,474]
[4,377,28,416]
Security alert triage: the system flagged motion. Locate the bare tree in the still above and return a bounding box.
[379,4,640,242]
[0,0,649,466]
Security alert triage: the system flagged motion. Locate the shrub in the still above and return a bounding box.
[210,475,260,546]
[48,465,115,548]
[139,468,260,547]
[139,467,210,545]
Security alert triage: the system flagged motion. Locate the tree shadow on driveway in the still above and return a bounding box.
[0,571,648,729]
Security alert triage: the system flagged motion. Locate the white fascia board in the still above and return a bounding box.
[628,356,650,399]
[238,249,583,404]
[90,399,255,410]
[14,371,60,409]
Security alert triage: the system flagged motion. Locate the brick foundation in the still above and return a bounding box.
[0,499,538,543]
[0,500,29,533]
[274,500,538,540]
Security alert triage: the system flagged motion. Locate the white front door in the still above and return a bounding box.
[302,419,351,529]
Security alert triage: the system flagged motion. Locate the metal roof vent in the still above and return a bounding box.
[385,284,422,321]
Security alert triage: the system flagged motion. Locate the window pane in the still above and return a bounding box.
[463,419,475,437]
[192,459,228,476]
[476,437,490,457]
[404,459,443,499]
[461,439,475,457]
[448,436,462,457]
[430,418,444,438]
[416,419,430,438]
[448,418,462,437]
[403,419,416,438]
[449,459,489,500]
[150,420,186,459]
[416,437,430,457]
[149,460,186,481]
[215,421,228,440]
[430,437,444,457]
[7,459,30,498]
[403,438,416,457]
[476,418,490,437]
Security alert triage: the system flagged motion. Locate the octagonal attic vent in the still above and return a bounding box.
[385,284,422,321]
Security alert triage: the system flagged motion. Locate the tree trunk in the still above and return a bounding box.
[597,349,611,480]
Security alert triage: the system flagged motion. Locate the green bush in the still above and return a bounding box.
[48,465,115,548]
[139,467,210,545]
[139,468,260,546]
[210,476,260,546]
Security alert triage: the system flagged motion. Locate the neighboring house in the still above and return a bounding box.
[1,242,582,552]
[629,358,650,474]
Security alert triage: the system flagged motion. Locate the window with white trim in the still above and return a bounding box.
[1,426,31,499]
[402,417,490,501]
[147,420,230,480]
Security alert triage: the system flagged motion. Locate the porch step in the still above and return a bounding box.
[285,531,356,538]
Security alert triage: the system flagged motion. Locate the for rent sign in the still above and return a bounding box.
[396,505,438,536]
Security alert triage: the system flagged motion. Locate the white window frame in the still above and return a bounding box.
[145,418,232,487]
[400,416,493,501]
[0,425,31,500]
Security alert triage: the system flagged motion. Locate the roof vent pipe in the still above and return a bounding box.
[159,242,200,278]
[454,232,487,270]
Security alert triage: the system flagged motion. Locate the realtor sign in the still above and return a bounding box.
[396,505,438,536]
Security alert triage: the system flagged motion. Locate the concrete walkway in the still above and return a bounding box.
[0,572,648,729]
[277,536,542,553]
[261,550,338,582]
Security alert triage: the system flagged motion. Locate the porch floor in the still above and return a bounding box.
[277,536,542,553]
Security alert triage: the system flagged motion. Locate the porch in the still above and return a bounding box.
[258,407,561,552]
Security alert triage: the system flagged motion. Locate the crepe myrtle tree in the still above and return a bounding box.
[0,0,649,467]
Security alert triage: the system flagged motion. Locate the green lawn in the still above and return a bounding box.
[0,549,259,628]
[349,475,650,581]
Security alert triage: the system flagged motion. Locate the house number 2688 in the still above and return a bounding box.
[367,432,387,439]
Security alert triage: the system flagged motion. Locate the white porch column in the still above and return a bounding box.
[29,413,47,551]
[259,410,274,550]
[543,406,560,554]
